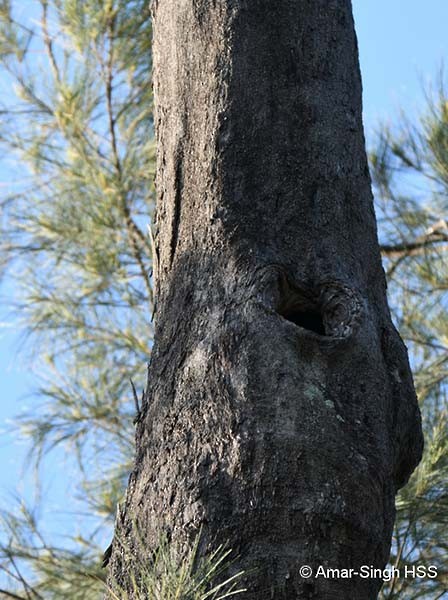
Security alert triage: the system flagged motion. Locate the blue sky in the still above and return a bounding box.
[0,0,448,545]
[353,0,448,132]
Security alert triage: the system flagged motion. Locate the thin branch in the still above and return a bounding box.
[105,12,121,178]
[40,0,60,83]
[386,252,408,278]
[0,589,30,600]
[0,556,44,600]
[123,206,153,303]
[404,337,448,353]
[381,236,448,258]
[103,10,153,304]
[381,220,448,258]
[8,552,43,600]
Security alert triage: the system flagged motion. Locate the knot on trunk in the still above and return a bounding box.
[319,282,363,338]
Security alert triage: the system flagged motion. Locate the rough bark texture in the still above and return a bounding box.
[109,1,423,598]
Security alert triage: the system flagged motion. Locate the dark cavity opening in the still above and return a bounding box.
[280,308,326,335]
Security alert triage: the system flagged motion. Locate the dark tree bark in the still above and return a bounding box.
[109,1,423,598]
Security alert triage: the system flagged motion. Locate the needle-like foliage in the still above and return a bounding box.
[0,0,154,596]
[0,2,447,599]
[372,77,448,599]
[105,526,246,600]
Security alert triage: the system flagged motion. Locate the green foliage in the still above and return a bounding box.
[370,77,448,599]
[0,499,104,599]
[106,528,246,600]
[0,1,447,599]
[0,0,154,596]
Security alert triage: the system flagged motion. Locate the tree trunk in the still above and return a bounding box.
[109,1,423,598]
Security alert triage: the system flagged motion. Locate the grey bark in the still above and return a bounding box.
[109,1,423,598]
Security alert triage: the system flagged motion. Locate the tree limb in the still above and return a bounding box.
[0,589,30,600]
[381,221,448,258]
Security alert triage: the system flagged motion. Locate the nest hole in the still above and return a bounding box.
[280,307,326,335]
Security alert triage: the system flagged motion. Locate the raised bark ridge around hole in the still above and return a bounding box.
[271,267,362,340]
